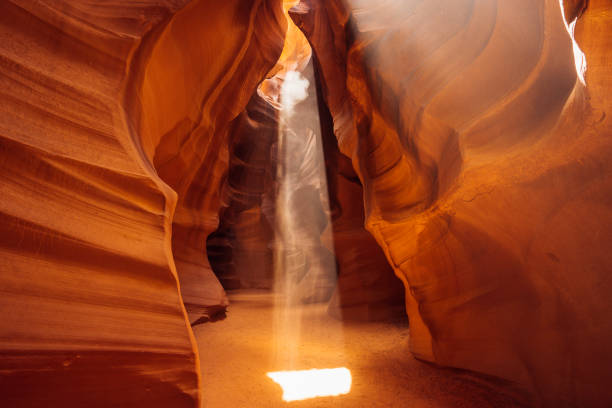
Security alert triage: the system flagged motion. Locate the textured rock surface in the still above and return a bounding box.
[207,93,279,290]
[2,0,611,406]
[292,0,612,405]
[0,0,285,406]
[132,0,286,319]
[317,74,406,321]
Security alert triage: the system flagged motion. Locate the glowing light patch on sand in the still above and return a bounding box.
[267,368,352,401]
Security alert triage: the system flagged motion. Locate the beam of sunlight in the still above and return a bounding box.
[559,0,587,85]
[273,59,343,369]
[267,368,352,402]
[270,18,347,401]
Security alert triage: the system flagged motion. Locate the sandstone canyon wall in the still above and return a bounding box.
[207,93,279,291]
[1,0,611,406]
[317,74,406,321]
[0,0,285,406]
[291,0,612,406]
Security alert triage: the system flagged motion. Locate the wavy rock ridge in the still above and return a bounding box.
[291,0,612,405]
[1,0,611,407]
[0,0,285,406]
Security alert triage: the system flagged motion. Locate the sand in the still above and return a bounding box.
[194,290,527,407]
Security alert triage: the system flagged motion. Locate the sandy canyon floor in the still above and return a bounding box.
[193,290,528,407]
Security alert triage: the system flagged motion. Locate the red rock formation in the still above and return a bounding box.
[130,0,286,320]
[207,93,279,289]
[317,70,406,321]
[291,0,612,405]
[2,0,611,405]
[0,0,285,406]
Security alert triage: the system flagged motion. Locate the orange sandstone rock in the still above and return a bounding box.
[292,0,612,405]
[0,0,285,406]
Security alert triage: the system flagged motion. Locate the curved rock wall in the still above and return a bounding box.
[207,93,279,290]
[291,0,612,405]
[2,0,610,405]
[0,0,285,406]
[317,70,406,321]
[128,0,286,318]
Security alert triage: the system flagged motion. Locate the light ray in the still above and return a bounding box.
[559,0,587,85]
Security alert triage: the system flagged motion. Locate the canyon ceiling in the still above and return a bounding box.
[0,0,610,407]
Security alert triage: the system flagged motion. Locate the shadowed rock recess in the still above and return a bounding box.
[0,0,610,407]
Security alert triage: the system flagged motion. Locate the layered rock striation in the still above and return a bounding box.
[0,0,285,406]
[1,0,611,406]
[207,93,279,290]
[291,0,612,405]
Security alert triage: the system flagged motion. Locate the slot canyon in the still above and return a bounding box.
[0,0,611,407]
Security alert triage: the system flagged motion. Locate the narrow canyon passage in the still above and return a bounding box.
[192,2,608,406]
[1,0,611,407]
[195,290,525,407]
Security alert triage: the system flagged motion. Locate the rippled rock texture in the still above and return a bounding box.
[317,74,406,321]
[207,93,279,290]
[2,0,611,406]
[0,0,285,406]
[291,0,612,405]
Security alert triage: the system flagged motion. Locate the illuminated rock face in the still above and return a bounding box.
[318,81,406,321]
[0,0,285,406]
[291,0,612,406]
[136,0,286,319]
